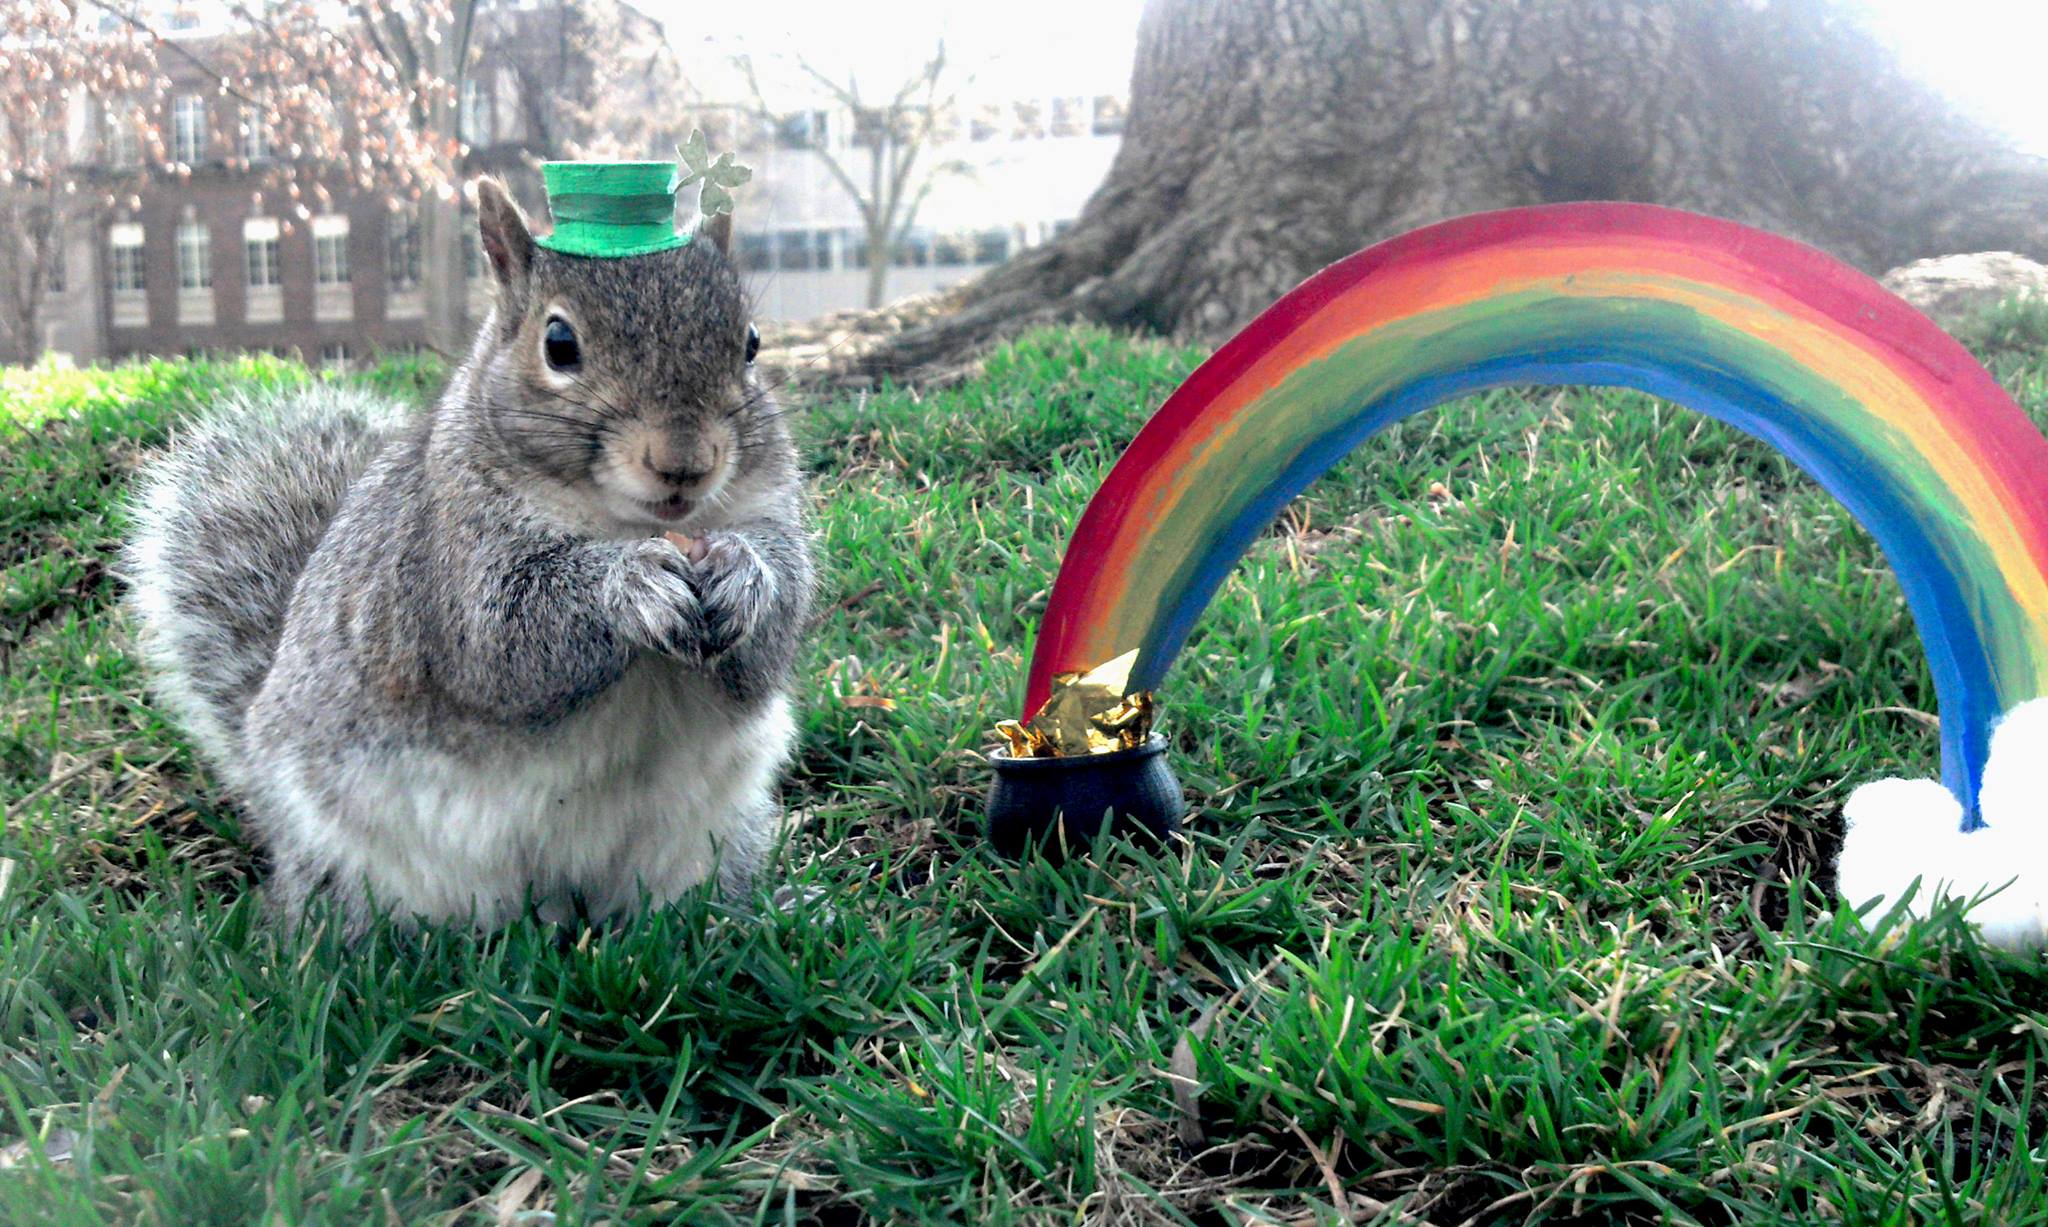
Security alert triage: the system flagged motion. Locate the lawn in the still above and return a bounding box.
[3,311,2047,1225]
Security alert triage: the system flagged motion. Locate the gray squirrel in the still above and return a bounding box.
[122,178,815,935]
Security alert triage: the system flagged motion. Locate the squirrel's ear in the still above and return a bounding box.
[697,210,732,257]
[474,177,532,288]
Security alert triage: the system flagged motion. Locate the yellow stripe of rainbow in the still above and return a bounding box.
[1025,205,2048,815]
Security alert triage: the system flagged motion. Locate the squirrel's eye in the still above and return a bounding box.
[744,323,760,365]
[543,317,580,372]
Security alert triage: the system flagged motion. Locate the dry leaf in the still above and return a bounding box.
[494,1167,546,1226]
[1169,1030,1204,1147]
[1388,1097,1446,1115]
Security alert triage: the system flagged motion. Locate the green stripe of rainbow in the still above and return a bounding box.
[1024,204,2048,819]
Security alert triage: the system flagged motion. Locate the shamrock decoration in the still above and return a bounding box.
[669,128,753,219]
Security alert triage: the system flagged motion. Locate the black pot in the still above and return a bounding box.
[985,733,1185,858]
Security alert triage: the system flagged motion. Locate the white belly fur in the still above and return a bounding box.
[280,663,793,926]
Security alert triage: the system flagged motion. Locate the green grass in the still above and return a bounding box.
[4,312,2047,1225]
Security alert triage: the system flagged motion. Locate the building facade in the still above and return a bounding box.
[30,12,550,368]
[80,157,534,367]
[86,176,435,368]
[25,7,1126,366]
[719,93,1126,321]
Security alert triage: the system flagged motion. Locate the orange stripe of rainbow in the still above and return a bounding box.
[1024,204,2048,815]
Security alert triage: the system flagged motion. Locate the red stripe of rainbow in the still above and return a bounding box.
[1023,204,2048,818]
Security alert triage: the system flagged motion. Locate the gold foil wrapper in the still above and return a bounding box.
[996,649,1156,758]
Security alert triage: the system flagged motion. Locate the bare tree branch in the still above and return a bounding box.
[732,38,965,306]
[0,0,528,359]
[349,2,409,86]
[81,0,263,108]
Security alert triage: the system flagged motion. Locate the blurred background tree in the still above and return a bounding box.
[10,0,2042,371]
[0,0,477,358]
[735,42,967,309]
[866,0,2048,375]
[0,5,150,361]
[0,0,665,362]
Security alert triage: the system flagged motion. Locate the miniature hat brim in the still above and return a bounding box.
[534,161,691,259]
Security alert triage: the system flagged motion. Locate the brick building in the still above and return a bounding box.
[23,4,1129,365]
[96,172,444,368]
[30,3,614,368]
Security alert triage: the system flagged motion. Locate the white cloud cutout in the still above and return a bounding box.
[1837,699,2048,950]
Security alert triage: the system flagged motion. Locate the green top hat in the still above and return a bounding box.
[534,161,690,259]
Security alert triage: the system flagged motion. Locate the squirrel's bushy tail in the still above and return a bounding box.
[122,385,398,779]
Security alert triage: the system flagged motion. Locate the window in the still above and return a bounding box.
[110,224,145,292]
[775,229,815,272]
[313,216,350,285]
[176,222,211,289]
[774,110,826,150]
[973,228,1010,265]
[172,95,206,163]
[320,342,351,371]
[1012,99,1045,140]
[842,227,869,270]
[1050,218,1076,239]
[387,207,420,290]
[244,218,281,288]
[969,102,1001,142]
[104,102,139,166]
[737,232,773,273]
[1092,95,1126,136]
[850,107,888,150]
[1051,97,1085,138]
[893,228,931,268]
[241,106,270,162]
[459,78,492,145]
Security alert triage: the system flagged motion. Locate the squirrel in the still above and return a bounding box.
[121,178,815,936]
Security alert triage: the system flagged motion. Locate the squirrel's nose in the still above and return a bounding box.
[641,439,724,488]
[644,450,709,485]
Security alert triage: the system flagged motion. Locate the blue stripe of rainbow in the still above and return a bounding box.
[1026,205,2048,821]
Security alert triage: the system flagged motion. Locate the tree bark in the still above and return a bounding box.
[0,191,62,365]
[865,216,891,308]
[422,16,468,355]
[858,0,2048,379]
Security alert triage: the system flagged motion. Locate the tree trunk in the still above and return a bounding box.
[0,191,59,365]
[859,0,2048,378]
[422,23,467,354]
[422,187,467,353]
[864,216,893,308]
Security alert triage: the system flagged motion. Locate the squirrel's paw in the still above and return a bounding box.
[605,538,711,663]
[691,532,779,658]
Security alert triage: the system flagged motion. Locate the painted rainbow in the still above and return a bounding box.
[1024,203,2048,821]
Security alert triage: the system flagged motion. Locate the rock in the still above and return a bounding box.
[1880,252,2048,328]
